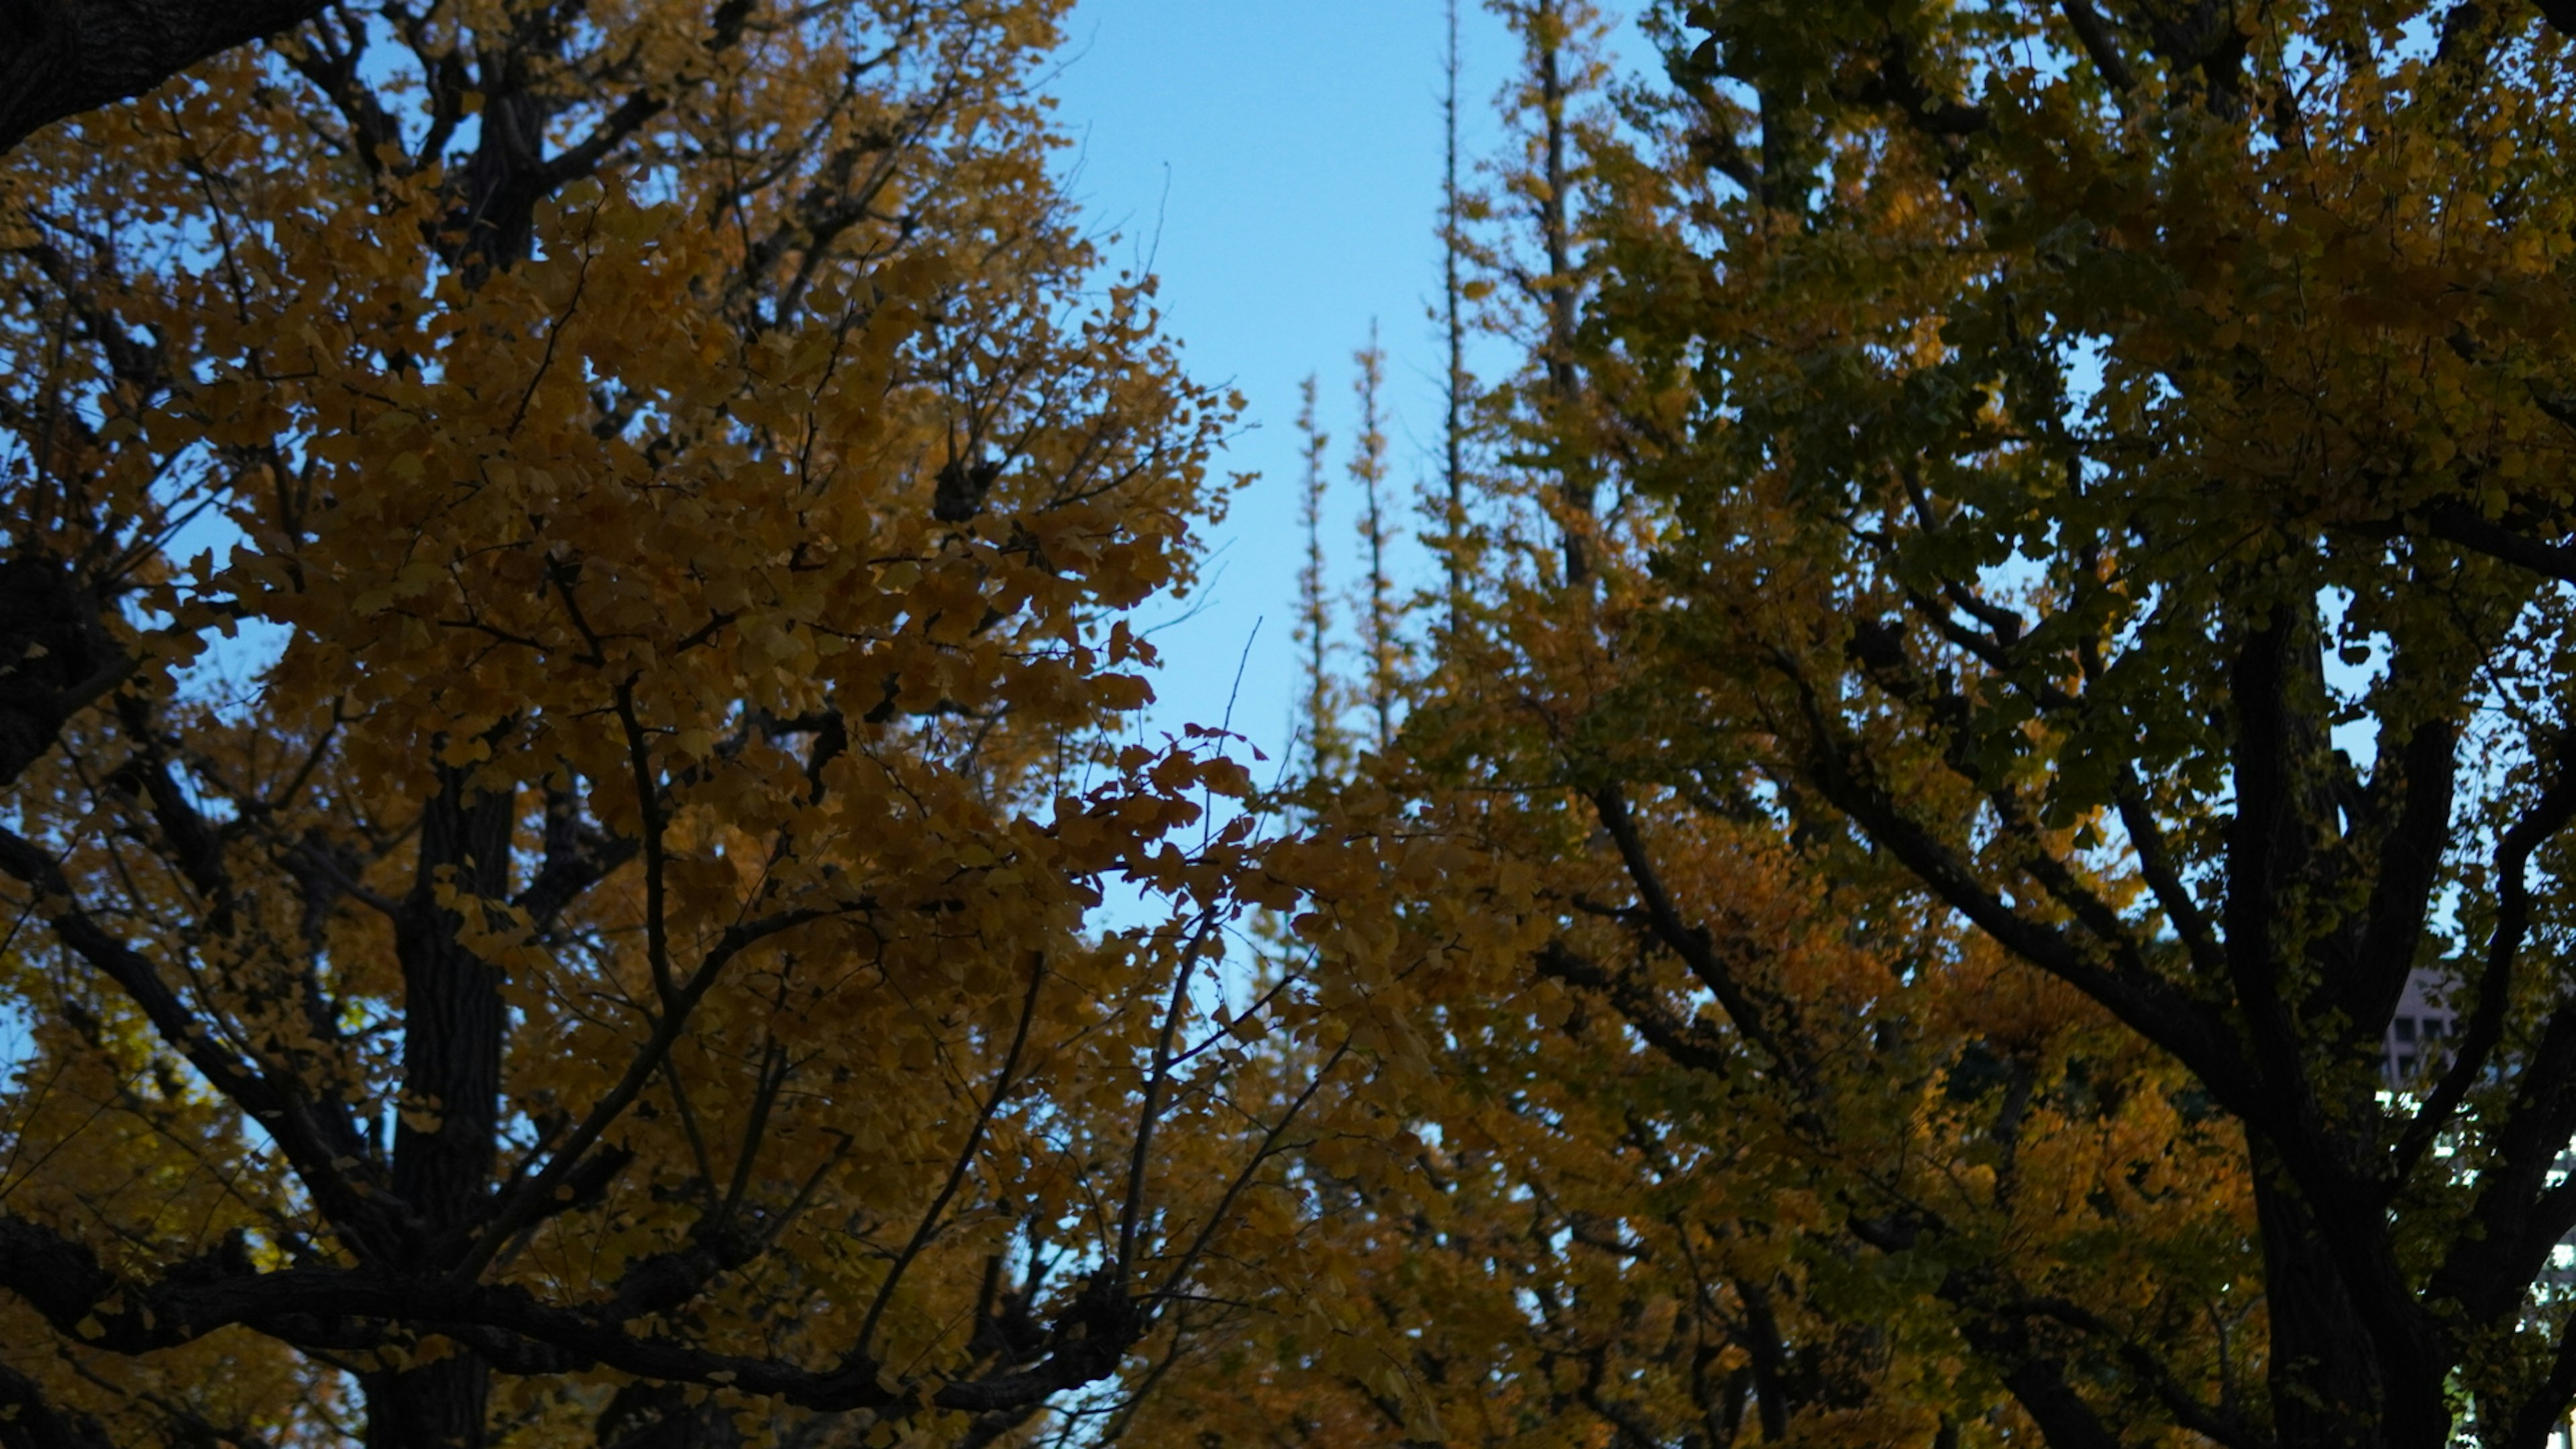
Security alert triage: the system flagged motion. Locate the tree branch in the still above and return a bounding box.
[0,0,332,155]
[1778,669,2257,1122]
[2424,502,2576,585]
[2059,0,2138,92]
[0,824,394,1254]
[1588,784,1810,1084]
[0,1210,1145,1417]
[0,1349,115,1449]
[2394,763,2576,1186]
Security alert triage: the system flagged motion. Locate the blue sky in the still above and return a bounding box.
[1042,1,1527,761]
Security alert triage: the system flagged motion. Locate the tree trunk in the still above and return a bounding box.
[370,764,515,1448]
[391,767,512,1236]
[364,1356,494,1449]
[2253,1149,2394,1449]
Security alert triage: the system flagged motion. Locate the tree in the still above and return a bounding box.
[1411,0,2576,1442]
[1295,373,1349,781]
[1349,325,1403,755]
[1436,0,1474,624]
[1314,495,2257,1449]
[1475,0,1616,590]
[1089,11,2253,1444]
[0,3,1331,1446]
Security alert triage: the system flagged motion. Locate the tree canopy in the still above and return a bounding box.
[1332,0,2576,1444]
[22,0,2576,1447]
[0,2,1361,1445]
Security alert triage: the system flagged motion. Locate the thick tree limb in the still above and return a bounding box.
[2424,502,2576,584]
[1587,784,1811,1084]
[1965,1336,2130,1449]
[0,555,129,791]
[0,0,329,155]
[0,1352,115,1449]
[1780,671,2258,1122]
[0,1211,1146,1417]
[2110,772,2226,978]
[1844,34,1990,137]
[1999,1294,2265,1449]
[2429,997,2576,1328]
[2219,615,2310,1106]
[2394,763,2576,1187]
[1536,941,1738,1079]
[2330,714,2459,1039]
[1847,1214,2143,1449]
[2059,0,2138,92]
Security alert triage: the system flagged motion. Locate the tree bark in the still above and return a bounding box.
[0,0,329,154]
[370,764,515,1448]
[391,766,513,1237]
[0,553,127,789]
[0,1356,115,1449]
[364,1356,495,1449]
[2251,1148,2392,1449]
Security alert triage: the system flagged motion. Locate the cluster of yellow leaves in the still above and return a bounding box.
[28,0,2576,1442]
[0,1,1377,1446]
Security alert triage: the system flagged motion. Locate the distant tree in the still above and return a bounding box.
[1349,325,1403,754]
[1436,0,1475,623]
[1495,0,1610,586]
[1295,374,1349,780]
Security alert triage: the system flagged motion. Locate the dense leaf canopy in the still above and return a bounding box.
[21,0,2576,1447]
[1330,0,2576,1445]
[0,2,1361,1445]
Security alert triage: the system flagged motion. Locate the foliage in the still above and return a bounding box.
[0,3,1348,1447]
[28,0,2576,1445]
[1122,0,2576,1446]
[1319,0,2576,1442]
[1118,6,2247,1446]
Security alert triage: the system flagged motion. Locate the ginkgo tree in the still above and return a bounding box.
[1395,0,2576,1442]
[1185,0,2576,1442]
[1092,9,2251,1446]
[0,2,1354,1448]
